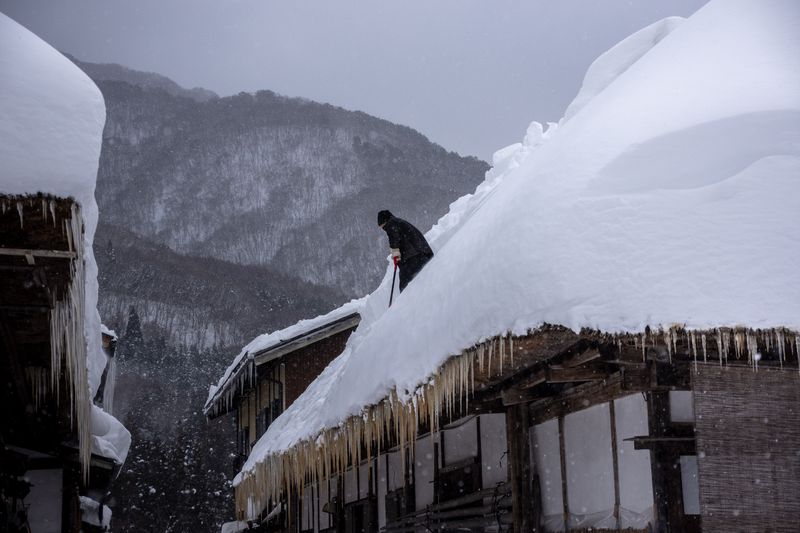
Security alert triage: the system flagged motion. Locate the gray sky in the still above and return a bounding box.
[1,0,708,160]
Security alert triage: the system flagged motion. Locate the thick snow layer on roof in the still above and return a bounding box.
[240,0,800,479]
[0,14,105,207]
[1,14,125,463]
[206,298,364,409]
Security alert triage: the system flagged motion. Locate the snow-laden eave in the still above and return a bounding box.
[233,323,800,519]
[204,300,364,418]
[232,0,800,519]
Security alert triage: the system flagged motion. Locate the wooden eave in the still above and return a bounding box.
[252,312,360,366]
[205,312,361,419]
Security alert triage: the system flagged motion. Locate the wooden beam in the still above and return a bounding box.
[545,365,607,383]
[501,386,541,407]
[505,403,535,532]
[0,247,76,260]
[558,416,569,531]
[562,348,602,367]
[529,368,653,425]
[609,400,621,531]
[629,436,696,454]
[501,364,614,407]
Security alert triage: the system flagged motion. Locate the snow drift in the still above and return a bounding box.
[236,0,800,512]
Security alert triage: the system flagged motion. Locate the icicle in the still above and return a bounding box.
[664,328,673,364]
[641,333,646,361]
[746,331,759,370]
[796,337,800,375]
[700,333,707,363]
[671,328,678,359]
[718,328,731,364]
[509,336,514,367]
[776,329,786,365]
[49,200,56,227]
[734,330,745,360]
[499,336,505,375]
[45,205,91,481]
[16,201,23,228]
[691,331,698,373]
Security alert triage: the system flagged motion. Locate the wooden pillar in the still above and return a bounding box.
[506,403,535,532]
[646,390,683,533]
[558,416,569,531]
[609,400,621,531]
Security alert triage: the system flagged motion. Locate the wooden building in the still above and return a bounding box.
[232,325,799,533]
[205,305,362,529]
[1,194,126,532]
[1,12,131,530]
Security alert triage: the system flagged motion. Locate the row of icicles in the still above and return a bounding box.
[629,326,800,372]
[1,196,59,229]
[49,203,92,481]
[234,325,799,520]
[205,353,257,417]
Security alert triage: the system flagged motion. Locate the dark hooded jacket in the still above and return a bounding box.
[382,215,433,263]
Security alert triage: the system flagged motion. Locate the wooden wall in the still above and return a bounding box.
[693,364,800,533]
[283,328,353,407]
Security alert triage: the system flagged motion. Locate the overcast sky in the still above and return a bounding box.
[2,0,708,160]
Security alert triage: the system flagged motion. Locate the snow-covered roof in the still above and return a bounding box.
[101,323,118,340]
[233,1,800,510]
[0,14,105,207]
[0,14,128,473]
[204,298,364,416]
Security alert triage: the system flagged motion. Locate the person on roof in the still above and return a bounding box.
[378,210,434,292]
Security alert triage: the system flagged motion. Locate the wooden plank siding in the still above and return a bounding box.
[693,365,800,533]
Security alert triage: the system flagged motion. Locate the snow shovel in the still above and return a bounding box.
[388,261,398,307]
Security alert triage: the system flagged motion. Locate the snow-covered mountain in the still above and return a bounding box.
[68,55,218,102]
[82,62,488,297]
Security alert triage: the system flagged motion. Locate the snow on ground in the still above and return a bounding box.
[239,0,800,479]
[0,14,128,462]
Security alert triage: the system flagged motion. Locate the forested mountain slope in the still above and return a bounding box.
[86,62,487,297]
